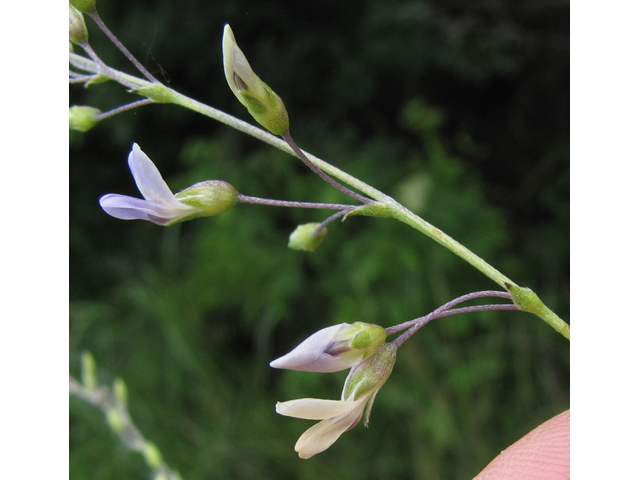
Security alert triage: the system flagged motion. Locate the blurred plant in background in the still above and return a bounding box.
[70,0,569,478]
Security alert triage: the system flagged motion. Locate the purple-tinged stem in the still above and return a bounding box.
[80,43,139,89]
[95,99,155,121]
[388,291,516,347]
[237,194,356,211]
[88,11,160,84]
[281,131,372,205]
[314,209,351,235]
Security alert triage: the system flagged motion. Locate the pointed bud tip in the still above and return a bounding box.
[221,24,290,135]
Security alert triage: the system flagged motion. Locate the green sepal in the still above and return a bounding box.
[240,84,290,135]
[288,223,327,252]
[70,0,96,13]
[342,343,397,401]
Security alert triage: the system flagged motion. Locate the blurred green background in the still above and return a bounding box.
[69,0,569,478]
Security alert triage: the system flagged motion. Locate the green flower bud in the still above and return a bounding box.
[342,343,397,404]
[288,223,327,252]
[143,442,163,469]
[69,4,89,45]
[106,407,124,433]
[113,377,128,408]
[81,351,97,392]
[173,180,238,223]
[334,322,387,363]
[222,24,290,135]
[69,105,101,132]
[70,0,96,13]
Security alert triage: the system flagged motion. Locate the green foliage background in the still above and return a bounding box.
[70,0,569,478]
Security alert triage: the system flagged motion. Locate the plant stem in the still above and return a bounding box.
[237,194,355,210]
[95,99,155,121]
[389,205,516,289]
[69,53,570,340]
[386,291,513,335]
[390,291,518,347]
[88,11,160,84]
[281,131,373,204]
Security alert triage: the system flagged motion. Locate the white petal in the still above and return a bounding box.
[269,324,351,372]
[276,398,359,420]
[128,144,185,207]
[222,25,239,95]
[294,397,368,459]
[221,24,266,101]
[99,194,183,225]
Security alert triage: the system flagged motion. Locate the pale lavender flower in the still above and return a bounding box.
[99,144,236,226]
[276,343,397,458]
[270,322,387,373]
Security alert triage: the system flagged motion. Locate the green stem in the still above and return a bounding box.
[390,204,515,288]
[70,53,570,340]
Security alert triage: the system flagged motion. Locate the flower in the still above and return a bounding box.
[276,343,397,458]
[270,322,387,373]
[222,24,289,135]
[99,144,237,226]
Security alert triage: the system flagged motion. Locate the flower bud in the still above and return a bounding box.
[288,223,327,252]
[174,180,238,219]
[69,105,101,132]
[70,0,96,13]
[342,343,397,410]
[113,377,128,408]
[270,322,387,373]
[106,407,124,433]
[222,24,290,135]
[69,4,89,45]
[81,351,97,392]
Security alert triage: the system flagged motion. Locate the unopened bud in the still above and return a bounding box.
[143,442,163,468]
[270,322,387,373]
[288,223,327,252]
[69,105,101,132]
[222,24,290,135]
[69,5,89,45]
[113,378,128,408]
[81,351,97,392]
[106,407,124,433]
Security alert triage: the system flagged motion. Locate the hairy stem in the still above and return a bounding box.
[95,99,155,121]
[88,11,160,84]
[281,131,373,204]
[390,291,518,347]
[237,194,355,210]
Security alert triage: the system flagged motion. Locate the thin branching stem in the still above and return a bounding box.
[79,43,139,89]
[388,291,516,346]
[237,194,355,211]
[95,99,155,121]
[88,11,160,84]
[316,209,351,234]
[282,131,373,204]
